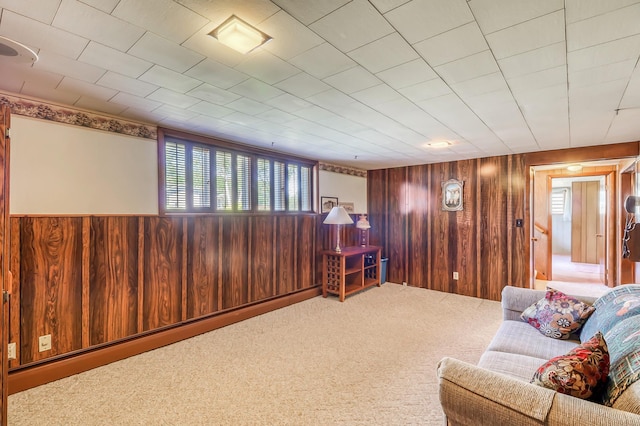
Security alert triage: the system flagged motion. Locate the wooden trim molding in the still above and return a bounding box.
[8,287,321,394]
[0,92,156,140]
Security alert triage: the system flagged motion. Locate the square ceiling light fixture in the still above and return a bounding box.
[209,15,272,54]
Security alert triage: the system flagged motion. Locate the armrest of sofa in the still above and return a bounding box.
[501,286,546,321]
[437,357,640,426]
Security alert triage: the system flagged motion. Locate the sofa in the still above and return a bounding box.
[437,285,640,425]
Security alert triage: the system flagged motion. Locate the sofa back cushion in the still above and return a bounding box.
[580,285,640,343]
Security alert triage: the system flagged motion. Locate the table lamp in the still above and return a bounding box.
[323,206,354,253]
[356,214,371,247]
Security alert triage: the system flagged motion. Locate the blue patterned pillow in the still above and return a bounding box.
[602,316,640,406]
[580,285,640,343]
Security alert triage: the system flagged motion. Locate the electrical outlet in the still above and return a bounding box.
[39,334,52,352]
[7,342,16,360]
[453,272,459,280]
[402,281,407,286]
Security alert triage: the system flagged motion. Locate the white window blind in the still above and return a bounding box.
[274,161,285,211]
[237,154,251,211]
[300,166,311,211]
[287,164,299,211]
[257,158,271,211]
[216,151,232,211]
[192,146,211,208]
[551,189,566,215]
[165,141,186,210]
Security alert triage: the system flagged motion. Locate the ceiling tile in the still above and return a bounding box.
[265,93,312,113]
[384,0,474,44]
[256,108,299,124]
[226,97,272,115]
[323,66,382,94]
[0,10,88,59]
[77,0,120,13]
[0,0,60,24]
[565,0,640,24]
[398,78,452,102]
[96,71,158,97]
[508,66,567,95]
[22,80,81,105]
[498,42,566,79]
[270,0,352,25]
[414,22,488,67]
[434,50,499,84]
[376,59,438,89]
[52,0,145,51]
[128,32,205,73]
[33,51,105,83]
[471,0,564,34]
[275,73,331,98]
[175,0,280,27]
[569,60,636,89]
[113,0,209,44]
[260,10,324,60]
[153,103,200,120]
[348,33,419,73]
[306,89,357,111]
[57,76,116,100]
[567,3,640,51]
[139,65,201,93]
[185,59,249,89]
[181,24,246,68]
[74,96,127,115]
[289,43,356,79]
[110,92,162,111]
[147,88,199,108]
[234,50,301,85]
[452,73,510,99]
[186,101,234,119]
[187,84,241,105]
[309,0,395,52]
[486,11,565,60]
[229,78,285,102]
[369,0,412,14]
[79,41,152,78]
[568,35,640,73]
[352,84,402,106]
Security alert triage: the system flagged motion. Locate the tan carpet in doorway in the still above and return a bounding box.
[8,284,502,425]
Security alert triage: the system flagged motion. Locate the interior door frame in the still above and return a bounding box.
[536,169,615,287]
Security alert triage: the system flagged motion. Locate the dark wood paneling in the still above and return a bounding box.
[20,217,83,363]
[89,217,138,345]
[509,155,527,287]
[9,218,21,368]
[276,216,296,295]
[367,169,387,249]
[387,167,407,284]
[143,217,183,330]
[406,164,430,288]
[296,215,316,289]
[221,216,248,309]
[186,216,220,318]
[478,156,509,300]
[250,216,274,301]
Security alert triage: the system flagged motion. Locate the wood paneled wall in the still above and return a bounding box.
[8,214,317,368]
[369,143,640,300]
[368,154,532,300]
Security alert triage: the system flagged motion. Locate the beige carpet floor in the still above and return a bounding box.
[8,284,502,425]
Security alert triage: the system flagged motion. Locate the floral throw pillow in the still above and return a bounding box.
[521,288,595,339]
[531,331,609,400]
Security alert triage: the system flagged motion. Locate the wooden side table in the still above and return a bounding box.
[321,246,382,302]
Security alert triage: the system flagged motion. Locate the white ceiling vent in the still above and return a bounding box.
[0,36,38,64]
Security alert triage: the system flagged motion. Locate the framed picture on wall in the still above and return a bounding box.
[321,196,338,213]
[442,179,463,211]
[338,202,354,213]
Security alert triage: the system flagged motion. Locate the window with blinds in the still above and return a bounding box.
[551,189,566,215]
[161,133,315,214]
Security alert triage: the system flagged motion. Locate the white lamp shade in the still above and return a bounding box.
[323,206,354,225]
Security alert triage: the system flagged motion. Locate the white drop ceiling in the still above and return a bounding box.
[1,0,639,170]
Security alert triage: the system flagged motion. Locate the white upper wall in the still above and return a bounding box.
[9,116,368,215]
[319,170,367,214]
[10,116,158,215]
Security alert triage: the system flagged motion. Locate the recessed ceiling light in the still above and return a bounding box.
[208,15,272,54]
[427,141,452,148]
[567,164,583,172]
[0,36,38,64]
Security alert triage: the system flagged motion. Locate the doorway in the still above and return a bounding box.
[550,176,604,285]
[531,163,617,298]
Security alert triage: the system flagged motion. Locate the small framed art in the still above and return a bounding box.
[442,179,463,211]
[321,196,339,213]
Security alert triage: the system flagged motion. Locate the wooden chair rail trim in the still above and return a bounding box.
[8,286,321,394]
